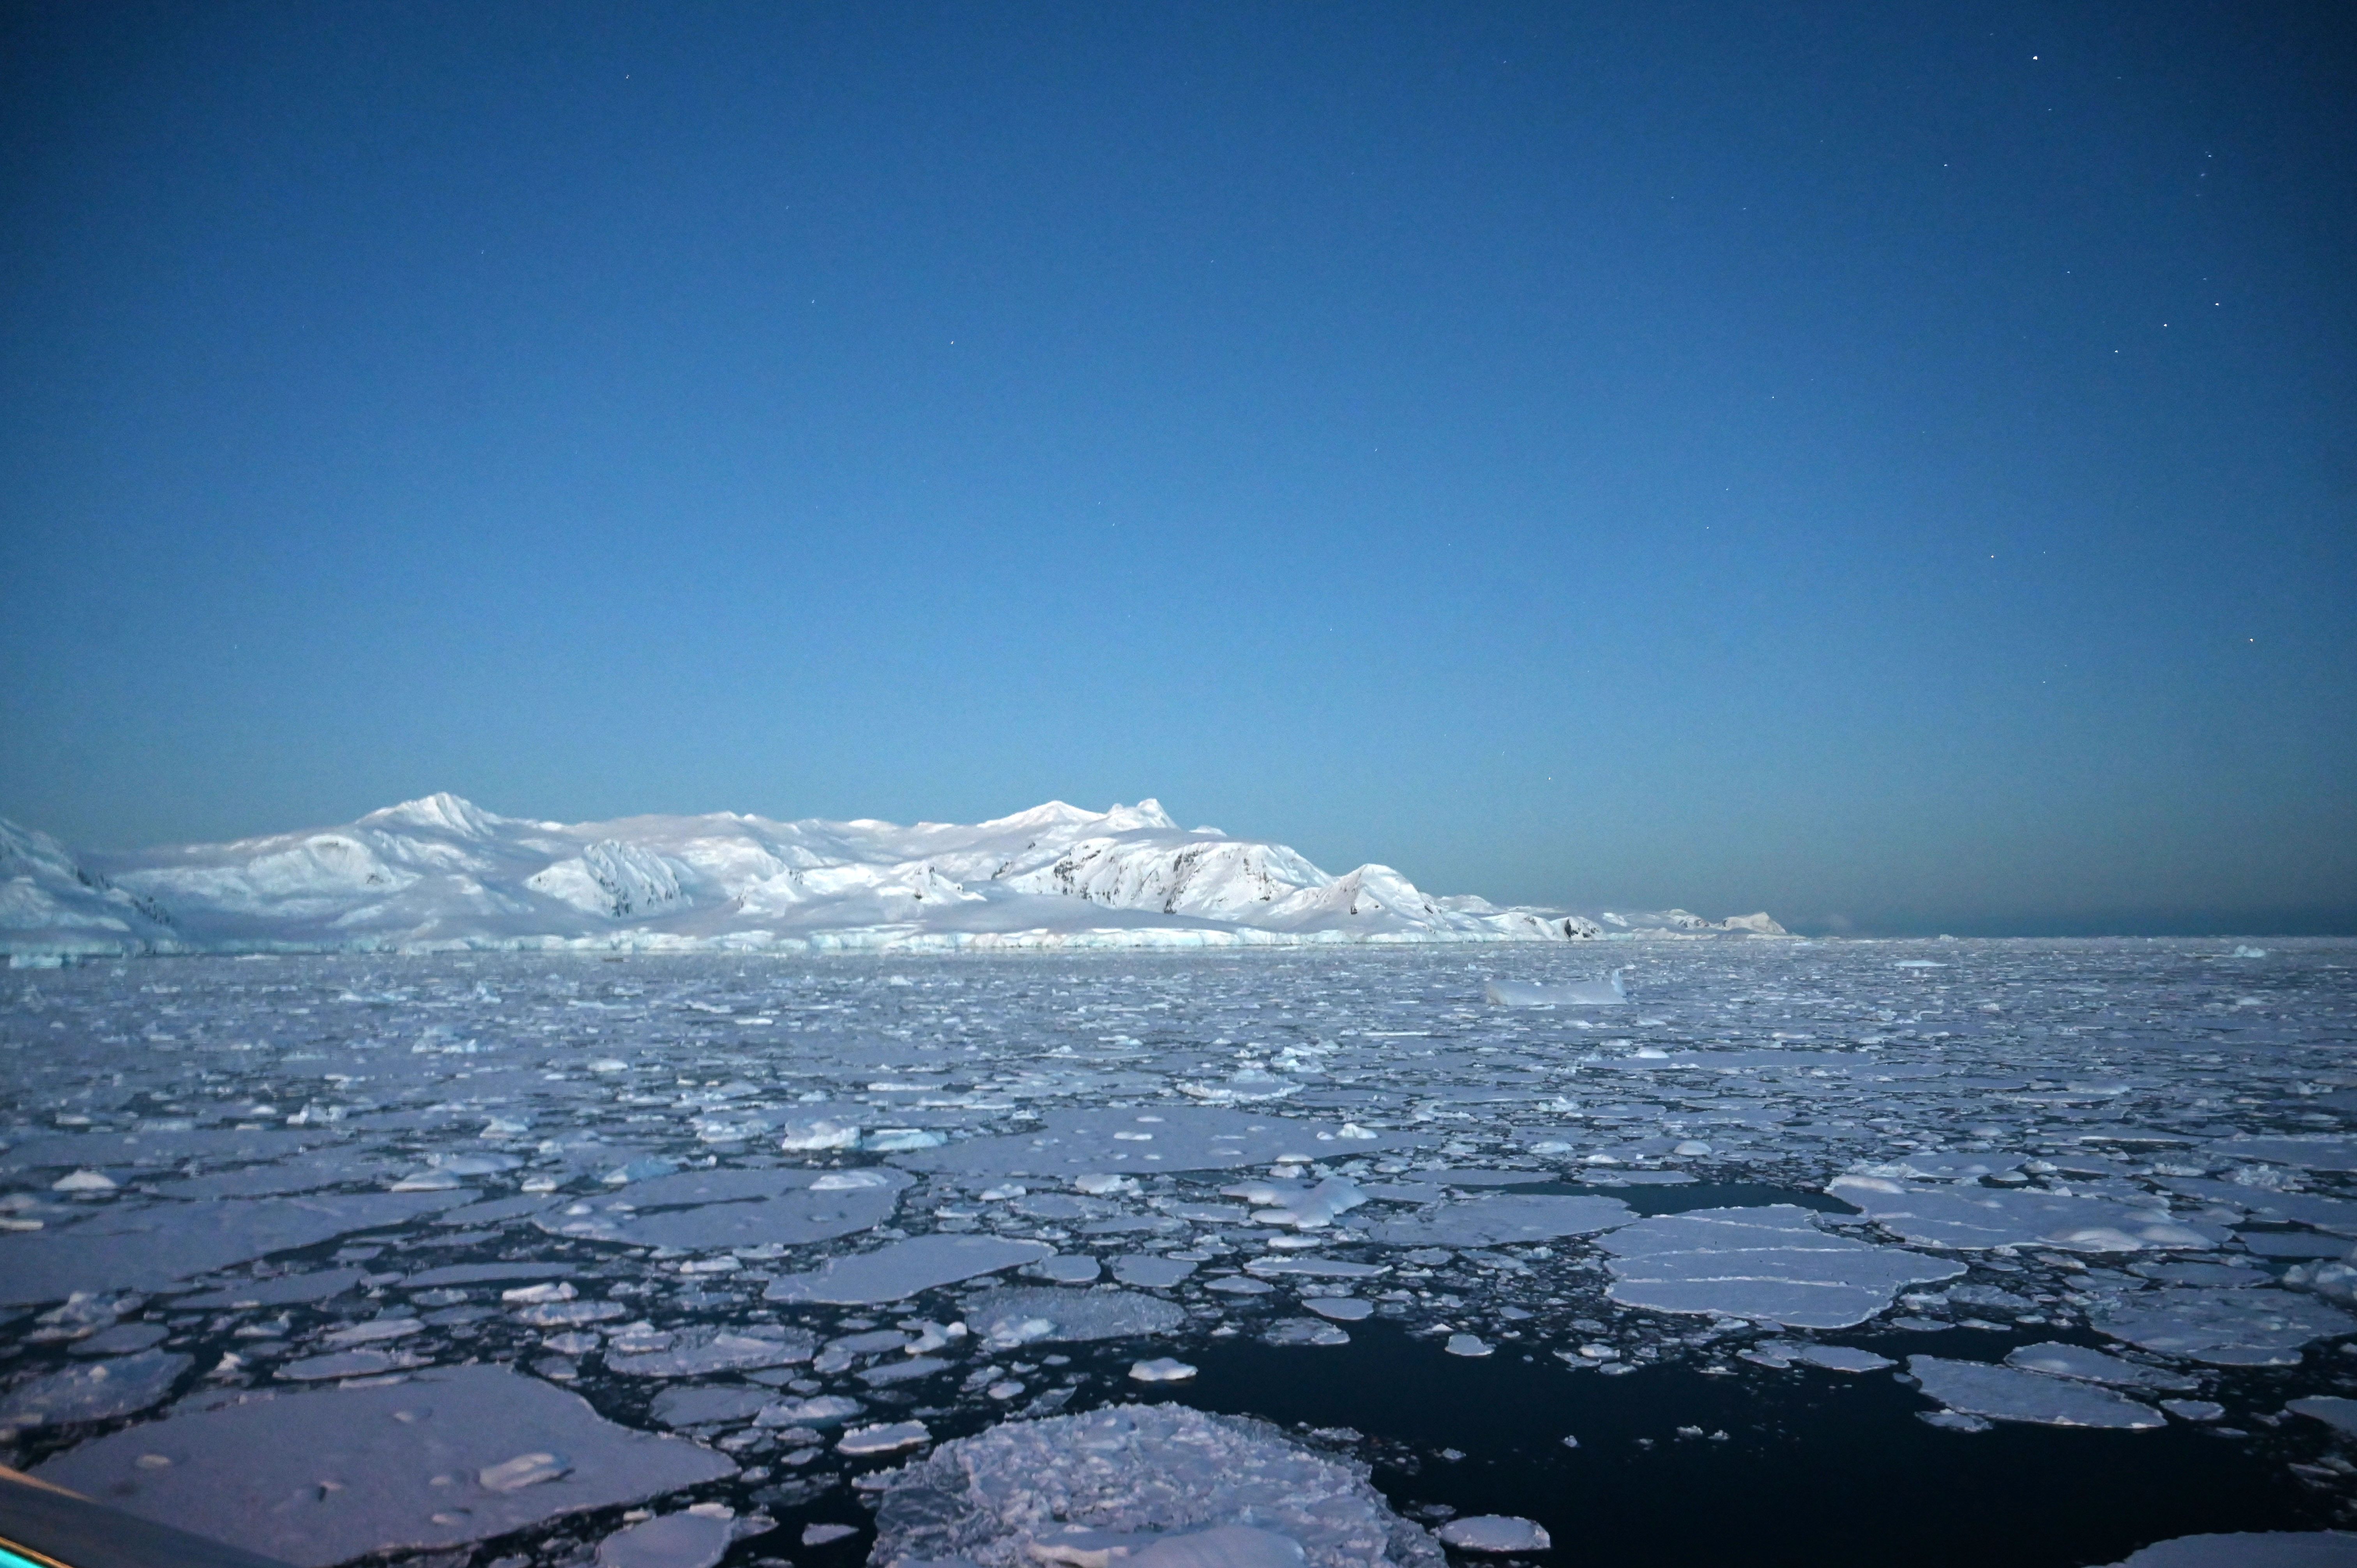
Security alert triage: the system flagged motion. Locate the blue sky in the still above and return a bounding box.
[2,2,2350,935]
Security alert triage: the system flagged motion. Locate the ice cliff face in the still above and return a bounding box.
[0,795,1783,955]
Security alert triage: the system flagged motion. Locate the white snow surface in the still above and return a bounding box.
[2,795,1783,954]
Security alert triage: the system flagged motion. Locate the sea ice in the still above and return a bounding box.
[538,1165,908,1248]
[2004,1342,2199,1392]
[2095,1288,2357,1367]
[32,1364,735,1567]
[1363,1194,1633,1249]
[963,1286,1186,1345]
[596,1510,735,1568]
[1486,973,1625,1007]
[1110,1255,1198,1289]
[1436,1516,1551,1553]
[2286,1396,2357,1437]
[0,1349,189,1434]
[891,1107,1404,1178]
[1826,1177,2220,1253]
[1267,1318,1352,1347]
[866,1404,1443,1568]
[649,1385,775,1427]
[605,1324,818,1377]
[1130,1357,1198,1382]
[765,1234,1052,1305]
[1599,1205,1963,1328]
[0,1191,469,1304]
[1907,1356,2166,1429]
[2103,1534,2357,1566]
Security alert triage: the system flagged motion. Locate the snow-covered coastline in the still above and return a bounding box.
[0,794,1782,958]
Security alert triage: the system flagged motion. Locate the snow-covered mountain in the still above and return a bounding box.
[0,794,1784,956]
[0,820,182,957]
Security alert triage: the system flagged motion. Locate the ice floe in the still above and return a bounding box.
[2095,1287,2357,1367]
[1599,1205,1963,1328]
[1906,1356,2166,1429]
[765,1234,1052,1305]
[866,1404,1442,1568]
[32,1364,734,1566]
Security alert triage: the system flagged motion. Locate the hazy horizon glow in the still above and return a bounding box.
[2,3,2350,937]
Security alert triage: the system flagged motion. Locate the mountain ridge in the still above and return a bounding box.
[1,795,1784,958]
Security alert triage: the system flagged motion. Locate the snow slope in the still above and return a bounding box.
[0,794,1783,955]
[0,820,182,959]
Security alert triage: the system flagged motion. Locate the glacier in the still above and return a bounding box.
[0,794,1783,957]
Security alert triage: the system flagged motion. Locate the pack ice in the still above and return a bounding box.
[2,936,2354,1567]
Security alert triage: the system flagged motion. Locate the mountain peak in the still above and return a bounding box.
[361,793,503,838]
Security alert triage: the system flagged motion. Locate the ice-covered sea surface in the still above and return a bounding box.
[5,940,2357,1567]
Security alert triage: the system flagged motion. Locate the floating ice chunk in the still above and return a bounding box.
[2287,1396,2357,1437]
[1436,1516,1551,1553]
[1826,1177,2221,1253]
[839,1420,931,1455]
[779,1117,862,1152]
[32,1364,735,1568]
[0,1349,189,1433]
[890,1108,1401,1179]
[2209,1137,2357,1173]
[1028,1254,1103,1284]
[1443,1334,1491,1357]
[868,1404,1441,1568]
[760,1394,865,1427]
[1111,1255,1198,1289]
[1130,1358,1199,1382]
[324,1316,426,1346]
[804,1523,860,1547]
[540,1166,909,1249]
[0,1190,470,1304]
[2004,1342,2199,1392]
[1364,1194,1633,1249]
[597,1510,735,1568]
[1485,973,1626,1007]
[1222,1176,1365,1229]
[964,1286,1185,1346]
[766,1235,1051,1306]
[649,1385,772,1427]
[53,1169,118,1193]
[1906,1356,2165,1429]
[1244,1257,1387,1280]
[1749,1342,1893,1373]
[606,1324,818,1377]
[867,1128,947,1152]
[1266,1318,1351,1347]
[1918,1410,1992,1433]
[276,1347,429,1381]
[180,1268,366,1307]
[1849,1153,2025,1182]
[1207,1276,1276,1295]
[1303,1298,1373,1322]
[1600,1205,1963,1328]
[2096,1287,2357,1367]
[2102,1533,2357,1566]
